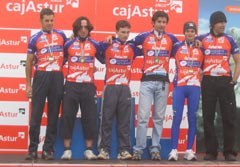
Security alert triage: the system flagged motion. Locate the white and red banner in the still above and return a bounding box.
[0,0,199,154]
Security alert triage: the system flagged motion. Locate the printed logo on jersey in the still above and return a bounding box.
[179,60,200,67]
[109,58,131,65]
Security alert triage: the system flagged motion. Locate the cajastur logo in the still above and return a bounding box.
[112,0,183,19]
[0,36,27,46]
[0,132,25,142]
[6,0,80,15]
[0,108,26,118]
[0,84,26,94]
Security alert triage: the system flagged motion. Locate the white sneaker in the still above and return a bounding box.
[97,149,110,160]
[84,149,97,160]
[61,150,72,160]
[168,149,178,161]
[117,151,132,160]
[184,149,197,161]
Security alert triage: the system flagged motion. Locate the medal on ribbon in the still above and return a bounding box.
[48,56,55,63]
[154,57,160,63]
[80,57,85,63]
[188,68,194,74]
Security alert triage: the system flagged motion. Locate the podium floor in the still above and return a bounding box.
[0,154,240,167]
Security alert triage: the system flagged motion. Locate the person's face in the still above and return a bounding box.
[77,20,89,38]
[41,15,54,32]
[213,22,226,35]
[116,27,130,42]
[184,29,196,42]
[153,17,168,33]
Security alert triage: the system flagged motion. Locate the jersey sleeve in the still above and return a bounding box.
[128,43,143,60]
[227,35,240,55]
[27,35,38,55]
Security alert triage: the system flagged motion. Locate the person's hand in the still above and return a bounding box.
[32,56,37,65]
[195,39,202,48]
[105,35,113,44]
[26,86,32,98]
[69,34,74,40]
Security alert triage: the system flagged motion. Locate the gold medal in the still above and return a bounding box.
[154,57,160,63]
[188,68,194,74]
[48,56,55,63]
[80,57,85,63]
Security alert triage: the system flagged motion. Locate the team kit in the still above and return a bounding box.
[24,8,240,161]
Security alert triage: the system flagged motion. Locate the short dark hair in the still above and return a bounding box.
[40,8,54,20]
[152,11,169,23]
[72,16,93,37]
[116,20,131,31]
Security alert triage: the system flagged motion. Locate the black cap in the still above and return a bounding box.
[183,21,197,33]
[210,11,227,27]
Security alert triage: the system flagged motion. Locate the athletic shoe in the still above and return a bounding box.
[132,151,141,160]
[97,149,110,160]
[61,150,72,160]
[151,151,161,160]
[84,149,97,160]
[184,149,197,161]
[117,151,132,160]
[168,149,178,161]
[25,151,37,160]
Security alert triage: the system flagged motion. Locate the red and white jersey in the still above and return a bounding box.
[171,41,204,87]
[100,39,141,85]
[197,33,240,76]
[64,37,101,83]
[132,31,178,77]
[27,29,67,71]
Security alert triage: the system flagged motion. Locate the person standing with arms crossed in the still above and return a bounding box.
[25,8,67,160]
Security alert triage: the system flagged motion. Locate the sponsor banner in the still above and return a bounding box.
[94,80,104,97]
[129,81,140,103]
[95,0,198,34]
[164,105,188,129]
[0,101,29,126]
[94,59,106,81]
[0,0,96,30]
[0,53,26,78]
[167,82,174,105]
[0,30,30,53]
[161,128,196,152]
[0,126,28,150]
[37,126,46,152]
[0,78,28,101]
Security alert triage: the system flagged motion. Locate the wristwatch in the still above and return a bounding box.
[230,80,237,85]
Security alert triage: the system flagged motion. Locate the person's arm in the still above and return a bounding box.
[25,53,34,98]
[231,53,240,83]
